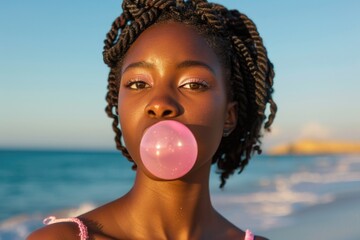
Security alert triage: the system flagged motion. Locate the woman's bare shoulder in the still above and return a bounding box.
[26,221,79,240]
[26,199,123,240]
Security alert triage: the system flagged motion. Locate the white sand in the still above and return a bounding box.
[261,192,360,240]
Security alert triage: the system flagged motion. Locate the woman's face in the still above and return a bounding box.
[118,22,236,179]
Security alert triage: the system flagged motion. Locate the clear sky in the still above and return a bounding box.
[1,0,359,150]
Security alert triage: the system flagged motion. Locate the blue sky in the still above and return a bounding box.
[1,0,359,150]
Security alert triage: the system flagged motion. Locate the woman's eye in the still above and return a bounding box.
[180,80,210,90]
[126,81,151,90]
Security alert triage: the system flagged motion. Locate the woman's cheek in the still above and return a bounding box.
[187,103,227,167]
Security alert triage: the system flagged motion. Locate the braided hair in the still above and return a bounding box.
[103,0,277,188]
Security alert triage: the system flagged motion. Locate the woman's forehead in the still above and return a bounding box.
[122,22,222,70]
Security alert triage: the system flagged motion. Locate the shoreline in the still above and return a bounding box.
[2,152,359,239]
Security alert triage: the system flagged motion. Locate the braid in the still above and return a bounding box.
[193,2,225,30]
[213,8,277,186]
[103,0,277,187]
[103,13,129,66]
[105,69,135,168]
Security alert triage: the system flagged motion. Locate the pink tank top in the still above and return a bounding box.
[44,216,254,240]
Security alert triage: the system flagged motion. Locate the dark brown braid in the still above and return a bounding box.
[103,0,277,187]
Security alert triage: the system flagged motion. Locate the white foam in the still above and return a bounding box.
[213,156,360,230]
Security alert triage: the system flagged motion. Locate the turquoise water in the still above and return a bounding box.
[0,150,135,221]
[1,150,360,239]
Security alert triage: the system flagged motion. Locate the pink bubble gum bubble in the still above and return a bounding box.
[140,120,198,180]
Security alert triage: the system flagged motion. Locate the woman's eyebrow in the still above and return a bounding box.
[122,61,154,74]
[177,60,215,74]
[122,60,215,74]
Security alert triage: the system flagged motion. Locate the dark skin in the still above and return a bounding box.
[27,22,268,240]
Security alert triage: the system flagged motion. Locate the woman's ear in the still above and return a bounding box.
[223,101,238,137]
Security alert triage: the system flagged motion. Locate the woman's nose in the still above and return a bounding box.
[145,96,182,119]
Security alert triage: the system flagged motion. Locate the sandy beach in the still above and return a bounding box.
[261,184,360,240]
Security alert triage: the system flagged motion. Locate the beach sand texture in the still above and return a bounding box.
[262,192,360,240]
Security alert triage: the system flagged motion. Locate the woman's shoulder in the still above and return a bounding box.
[26,217,116,240]
[26,221,80,240]
[27,200,120,240]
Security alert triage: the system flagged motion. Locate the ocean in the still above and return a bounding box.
[1,150,360,240]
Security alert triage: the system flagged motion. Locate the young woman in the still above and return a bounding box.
[28,1,276,239]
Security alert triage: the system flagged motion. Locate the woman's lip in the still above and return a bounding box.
[142,120,185,133]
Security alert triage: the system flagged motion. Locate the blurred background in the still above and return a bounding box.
[1,0,360,150]
[1,0,359,239]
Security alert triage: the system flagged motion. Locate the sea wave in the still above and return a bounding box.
[212,156,360,230]
[2,155,359,239]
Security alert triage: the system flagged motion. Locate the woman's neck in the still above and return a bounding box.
[117,163,220,239]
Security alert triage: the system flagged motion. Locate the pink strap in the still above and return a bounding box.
[43,216,88,240]
[43,215,251,240]
[245,229,254,240]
